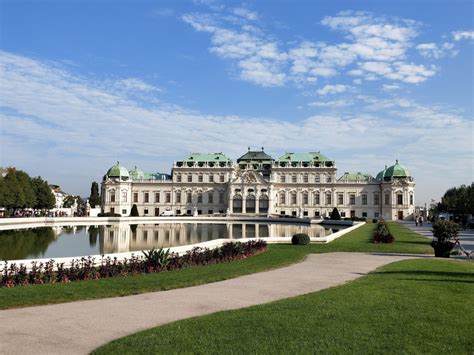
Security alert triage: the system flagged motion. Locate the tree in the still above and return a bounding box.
[130,204,139,217]
[89,182,100,208]
[62,195,76,208]
[440,183,473,227]
[31,177,55,210]
[330,207,341,220]
[0,169,35,209]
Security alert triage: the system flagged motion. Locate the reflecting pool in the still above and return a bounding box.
[0,222,344,261]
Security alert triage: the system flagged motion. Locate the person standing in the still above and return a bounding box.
[419,216,423,227]
[415,215,418,227]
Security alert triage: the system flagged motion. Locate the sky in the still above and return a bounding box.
[0,0,473,205]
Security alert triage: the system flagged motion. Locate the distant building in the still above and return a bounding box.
[0,166,15,177]
[101,148,415,220]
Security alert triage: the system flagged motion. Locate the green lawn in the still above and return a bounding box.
[0,222,432,309]
[94,259,474,354]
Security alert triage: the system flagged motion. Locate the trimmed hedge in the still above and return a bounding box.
[373,219,394,243]
[292,233,310,245]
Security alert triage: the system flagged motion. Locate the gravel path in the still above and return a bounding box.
[0,252,420,355]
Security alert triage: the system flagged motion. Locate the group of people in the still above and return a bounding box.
[414,215,424,227]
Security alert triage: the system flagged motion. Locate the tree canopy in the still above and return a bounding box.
[89,181,100,208]
[0,168,55,210]
[436,183,474,225]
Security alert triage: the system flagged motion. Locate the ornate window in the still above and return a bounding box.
[303,174,308,183]
[314,192,320,205]
[186,192,192,203]
[302,192,308,205]
[315,174,320,183]
[198,174,203,183]
[133,192,138,203]
[384,193,390,205]
[374,194,380,205]
[279,192,286,205]
[326,175,332,183]
[176,174,182,183]
[144,192,149,203]
[197,192,203,204]
[209,174,214,183]
[326,192,332,205]
[122,190,127,203]
[338,193,343,205]
[291,192,297,205]
[109,189,115,203]
[175,191,181,204]
[362,194,367,205]
[280,174,286,183]
[397,194,403,205]
[349,194,355,205]
[292,175,297,183]
[219,191,225,204]
[165,192,171,203]
[187,174,192,182]
[220,175,225,183]
[208,191,214,204]
[410,194,414,205]
[155,192,160,203]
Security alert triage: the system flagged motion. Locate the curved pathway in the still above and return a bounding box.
[0,252,421,355]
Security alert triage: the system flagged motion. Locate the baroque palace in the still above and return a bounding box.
[101,148,415,221]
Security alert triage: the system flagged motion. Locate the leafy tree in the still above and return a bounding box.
[330,207,341,220]
[440,183,473,227]
[62,195,76,208]
[76,196,87,216]
[31,177,55,210]
[0,169,35,209]
[89,182,100,208]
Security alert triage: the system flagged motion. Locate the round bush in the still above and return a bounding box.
[292,233,310,245]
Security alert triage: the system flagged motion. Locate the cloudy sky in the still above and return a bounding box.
[0,0,473,204]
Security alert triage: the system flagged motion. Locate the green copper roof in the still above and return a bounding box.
[237,149,274,163]
[376,166,387,181]
[384,160,410,178]
[277,151,330,162]
[106,162,129,178]
[180,153,231,163]
[129,166,144,180]
[338,172,374,182]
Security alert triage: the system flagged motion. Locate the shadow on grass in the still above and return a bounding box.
[374,270,474,278]
[398,278,474,284]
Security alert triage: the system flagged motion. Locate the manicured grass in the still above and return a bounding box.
[95,259,474,354]
[0,222,431,309]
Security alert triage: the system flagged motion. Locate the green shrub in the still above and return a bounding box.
[130,204,139,217]
[97,212,121,217]
[292,233,310,245]
[373,220,394,243]
[330,208,341,220]
[431,220,458,258]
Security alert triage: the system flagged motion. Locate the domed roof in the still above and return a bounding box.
[129,166,144,180]
[376,166,387,181]
[384,160,410,179]
[106,162,129,178]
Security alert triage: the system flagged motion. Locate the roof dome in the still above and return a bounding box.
[106,162,129,178]
[129,166,144,180]
[376,166,387,181]
[384,160,410,179]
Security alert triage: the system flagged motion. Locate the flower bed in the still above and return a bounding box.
[1,240,267,288]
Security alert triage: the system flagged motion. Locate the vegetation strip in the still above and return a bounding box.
[94,259,474,354]
[1,240,267,288]
[0,222,432,309]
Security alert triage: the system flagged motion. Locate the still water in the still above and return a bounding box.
[0,222,344,261]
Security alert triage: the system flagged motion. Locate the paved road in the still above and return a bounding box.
[398,220,474,248]
[0,253,419,355]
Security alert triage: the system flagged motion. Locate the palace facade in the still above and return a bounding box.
[101,149,415,220]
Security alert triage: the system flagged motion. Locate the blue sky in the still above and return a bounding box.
[0,0,473,204]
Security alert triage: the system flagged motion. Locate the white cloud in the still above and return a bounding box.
[416,42,457,59]
[452,30,474,41]
[382,84,400,90]
[232,8,258,21]
[116,78,161,92]
[182,9,438,88]
[307,99,352,107]
[317,84,348,95]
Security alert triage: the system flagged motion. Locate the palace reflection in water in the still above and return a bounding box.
[100,223,340,254]
[0,223,342,261]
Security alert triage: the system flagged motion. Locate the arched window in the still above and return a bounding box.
[279,191,286,205]
[109,189,116,203]
[246,194,256,213]
[233,194,243,213]
[121,190,127,203]
[259,194,269,213]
